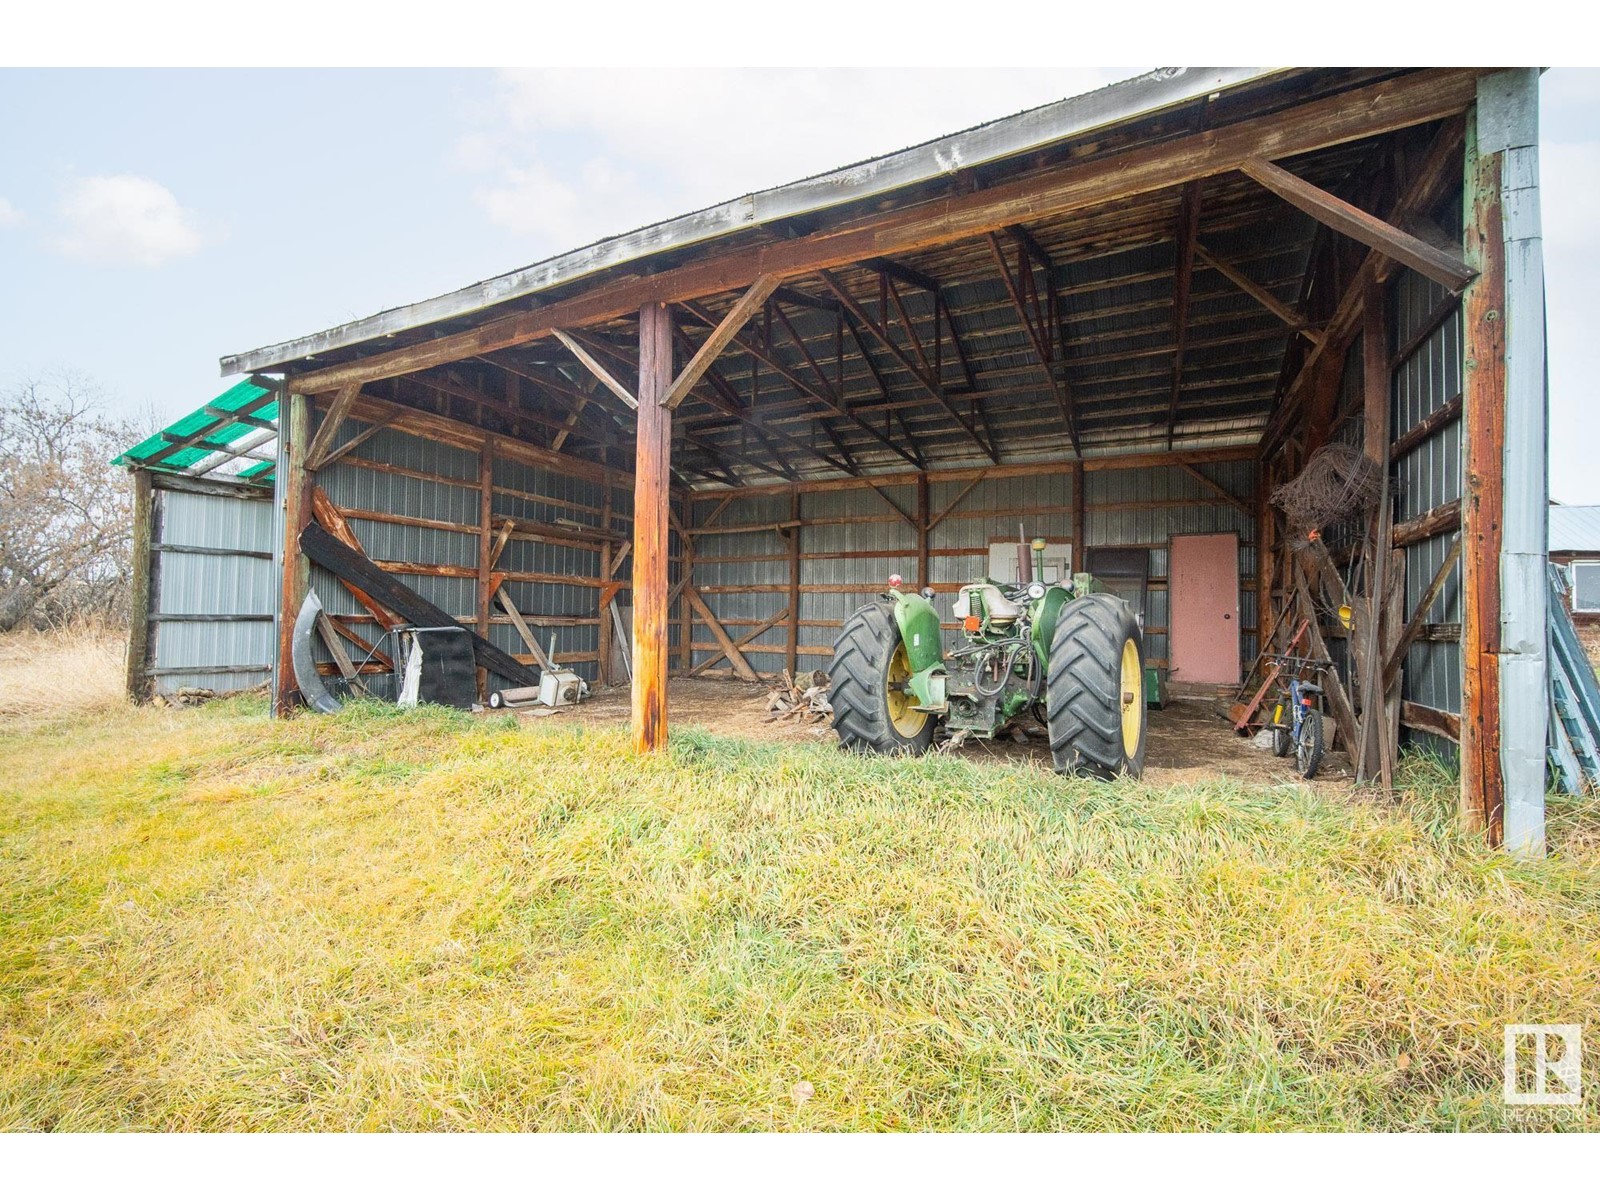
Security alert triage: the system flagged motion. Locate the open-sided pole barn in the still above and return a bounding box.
[222,68,1547,851]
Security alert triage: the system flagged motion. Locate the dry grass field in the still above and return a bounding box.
[0,621,127,724]
[1,672,1597,1131]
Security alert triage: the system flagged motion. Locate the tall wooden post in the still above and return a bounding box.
[124,468,155,701]
[786,488,801,676]
[1072,462,1086,574]
[274,391,311,717]
[1462,70,1546,853]
[598,481,613,688]
[476,438,494,701]
[1359,275,1393,786]
[679,493,694,672]
[632,303,673,752]
[1255,461,1273,654]
[915,472,930,591]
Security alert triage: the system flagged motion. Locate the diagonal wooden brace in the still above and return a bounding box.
[662,275,781,410]
[1240,157,1476,292]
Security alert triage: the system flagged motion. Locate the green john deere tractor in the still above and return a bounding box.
[828,538,1147,779]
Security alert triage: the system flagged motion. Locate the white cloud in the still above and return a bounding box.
[475,157,644,245]
[0,197,21,227]
[461,67,1139,251]
[55,174,204,266]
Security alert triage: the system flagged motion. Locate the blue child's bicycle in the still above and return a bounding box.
[1267,655,1331,779]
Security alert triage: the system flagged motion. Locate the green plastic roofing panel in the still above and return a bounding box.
[115,379,278,483]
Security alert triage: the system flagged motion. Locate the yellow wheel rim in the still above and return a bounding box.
[1119,637,1143,757]
[885,643,928,738]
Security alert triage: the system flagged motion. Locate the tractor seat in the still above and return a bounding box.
[960,583,1022,625]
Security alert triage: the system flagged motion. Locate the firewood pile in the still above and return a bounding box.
[765,670,833,722]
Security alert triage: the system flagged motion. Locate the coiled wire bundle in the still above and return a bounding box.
[1270,442,1385,546]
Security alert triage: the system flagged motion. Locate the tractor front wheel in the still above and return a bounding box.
[1045,594,1147,779]
[829,601,935,756]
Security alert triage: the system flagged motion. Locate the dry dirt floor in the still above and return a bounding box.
[516,677,1356,793]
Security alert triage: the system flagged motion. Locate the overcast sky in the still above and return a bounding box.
[1,68,1595,500]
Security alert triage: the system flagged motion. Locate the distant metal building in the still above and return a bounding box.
[1549,505,1600,625]
[116,382,279,698]
[210,68,1546,851]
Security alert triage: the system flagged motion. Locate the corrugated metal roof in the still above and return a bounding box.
[1550,505,1600,553]
[222,68,1277,376]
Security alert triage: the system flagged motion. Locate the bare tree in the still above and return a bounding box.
[0,374,146,631]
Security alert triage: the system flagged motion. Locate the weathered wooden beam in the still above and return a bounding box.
[1402,700,1460,743]
[1259,118,1469,457]
[300,523,538,688]
[679,299,917,470]
[662,274,781,410]
[496,586,556,673]
[303,382,361,472]
[868,482,918,530]
[275,393,311,715]
[1240,156,1476,292]
[1165,180,1204,446]
[986,231,1079,454]
[1194,242,1320,340]
[124,469,155,702]
[816,268,997,463]
[633,302,673,752]
[475,440,495,699]
[1179,462,1250,516]
[1072,462,1086,575]
[688,606,787,676]
[786,490,801,675]
[283,71,1481,396]
[1294,562,1359,754]
[862,256,942,295]
[314,412,392,471]
[315,610,361,685]
[1357,274,1393,787]
[1384,535,1461,691]
[1390,394,1462,462]
[1392,499,1461,548]
[1460,112,1506,843]
[927,473,987,533]
[308,488,401,630]
[551,329,639,409]
[916,473,931,589]
[548,378,595,453]
[684,586,759,682]
[325,613,393,670]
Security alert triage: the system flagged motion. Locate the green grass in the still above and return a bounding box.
[2,696,1597,1130]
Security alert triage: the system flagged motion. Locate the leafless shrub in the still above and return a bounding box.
[0,374,146,631]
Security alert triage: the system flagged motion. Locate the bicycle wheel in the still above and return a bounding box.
[1295,708,1324,779]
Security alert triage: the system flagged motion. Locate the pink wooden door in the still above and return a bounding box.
[1168,533,1239,685]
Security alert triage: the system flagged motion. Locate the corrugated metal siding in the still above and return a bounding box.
[307,416,636,696]
[1548,506,1600,553]
[1391,265,1464,757]
[690,492,794,675]
[690,460,1255,675]
[148,485,275,695]
[1084,461,1258,669]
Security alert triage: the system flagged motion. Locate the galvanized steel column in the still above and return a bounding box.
[1464,69,1547,854]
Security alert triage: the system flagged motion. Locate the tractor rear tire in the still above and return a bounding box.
[829,601,935,757]
[1045,594,1147,780]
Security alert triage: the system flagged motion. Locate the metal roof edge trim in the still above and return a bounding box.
[221,67,1279,377]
